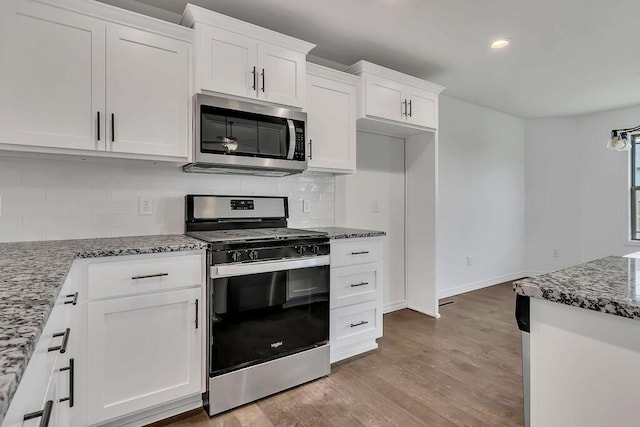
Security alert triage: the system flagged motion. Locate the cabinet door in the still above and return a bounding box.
[363,75,404,122]
[198,26,257,99]
[257,42,306,108]
[306,74,357,173]
[106,25,189,157]
[405,86,438,129]
[87,288,202,425]
[0,1,105,151]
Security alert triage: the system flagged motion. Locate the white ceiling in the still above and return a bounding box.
[106,0,640,118]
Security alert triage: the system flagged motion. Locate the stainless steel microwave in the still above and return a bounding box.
[183,94,307,176]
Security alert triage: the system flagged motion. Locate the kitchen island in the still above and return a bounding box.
[514,256,640,427]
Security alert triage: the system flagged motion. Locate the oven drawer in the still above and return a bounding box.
[87,253,203,300]
[330,238,383,267]
[330,301,382,349]
[331,262,382,308]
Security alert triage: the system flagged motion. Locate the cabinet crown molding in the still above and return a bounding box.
[307,62,359,86]
[31,0,194,42]
[181,4,315,54]
[346,60,446,95]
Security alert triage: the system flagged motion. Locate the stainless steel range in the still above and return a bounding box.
[185,195,330,415]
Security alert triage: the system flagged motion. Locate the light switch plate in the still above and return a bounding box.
[303,200,311,213]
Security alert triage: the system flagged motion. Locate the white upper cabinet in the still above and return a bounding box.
[346,61,445,138]
[0,0,193,160]
[182,4,314,109]
[106,25,190,157]
[305,63,358,173]
[0,1,105,151]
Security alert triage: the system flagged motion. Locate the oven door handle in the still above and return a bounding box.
[212,255,330,278]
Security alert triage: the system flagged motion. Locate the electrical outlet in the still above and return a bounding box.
[553,249,559,258]
[466,256,472,267]
[138,196,153,216]
[372,200,380,213]
[303,200,311,213]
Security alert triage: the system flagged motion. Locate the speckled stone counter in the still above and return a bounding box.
[514,256,640,320]
[309,227,386,240]
[0,235,207,424]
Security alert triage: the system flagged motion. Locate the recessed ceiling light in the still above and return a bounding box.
[490,39,511,49]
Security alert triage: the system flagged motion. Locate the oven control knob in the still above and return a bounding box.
[249,250,259,260]
[309,245,319,254]
[296,246,306,255]
[230,251,242,262]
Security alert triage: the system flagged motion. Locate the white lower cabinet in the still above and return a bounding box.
[87,288,202,425]
[329,237,383,363]
[81,252,205,427]
[2,279,76,427]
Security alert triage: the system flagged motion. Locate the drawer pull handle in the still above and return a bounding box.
[59,358,74,408]
[64,292,78,305]
[350,321,369,328]
[48,328,70,354]
[351,251,370,255]
[350,282,369,287]
[23,400,53,426]
[131,273,168,280]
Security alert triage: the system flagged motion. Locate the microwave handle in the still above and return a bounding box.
[286,119,296,160]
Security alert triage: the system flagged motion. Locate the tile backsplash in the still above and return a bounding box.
[0,156,335,243]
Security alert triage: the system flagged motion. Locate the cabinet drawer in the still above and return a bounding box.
[330,301,381,349]
[331,263,381,308]
[331,238,382,267]
[87,254,202,300]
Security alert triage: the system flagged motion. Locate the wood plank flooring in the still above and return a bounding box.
[151,282,524,427]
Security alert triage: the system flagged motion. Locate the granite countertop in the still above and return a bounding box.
[309,227,386,240]
[514,256,640,320]
[0,235,207,423]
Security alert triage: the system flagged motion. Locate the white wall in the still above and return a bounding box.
[437,95,526,298]
[525,118,581,272]
[335,132,406,310]
[0,155,335,242]
[525,104,640,272]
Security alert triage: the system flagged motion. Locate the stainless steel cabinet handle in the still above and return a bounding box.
[309,139,313,160]
[195,299,199,329]
[96,111,100,141]
[252,66,257,91]
[261,68,265,92]
[350,251,370,255]
[48,328,70,354]
[402,99,407,117]
[408,100,412,117]
[64,292,78,306]
[350,321,369,328]
[23,400,53,426]
[350,282,369,287]
[131,273,168,280]
[111,113,115,143]
[59,358,74,408]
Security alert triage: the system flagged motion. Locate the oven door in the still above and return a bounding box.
[209,256,330,377]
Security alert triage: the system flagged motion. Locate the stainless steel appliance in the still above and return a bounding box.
[515,294,530,427]
[185,195,330,415]
[184,94,307,176]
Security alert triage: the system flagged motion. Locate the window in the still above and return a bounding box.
[632,134,640,240]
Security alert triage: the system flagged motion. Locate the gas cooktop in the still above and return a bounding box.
[186,227,327,243]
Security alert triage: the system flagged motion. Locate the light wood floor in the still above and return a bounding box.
[152,282,524,427]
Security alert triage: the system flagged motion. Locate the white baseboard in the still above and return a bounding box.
[100,394,203,427]
[383,300,408,314]
[437,272,528,300]
[521,271,546,277]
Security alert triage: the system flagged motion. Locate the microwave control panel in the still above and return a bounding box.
[293,121,306,161]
